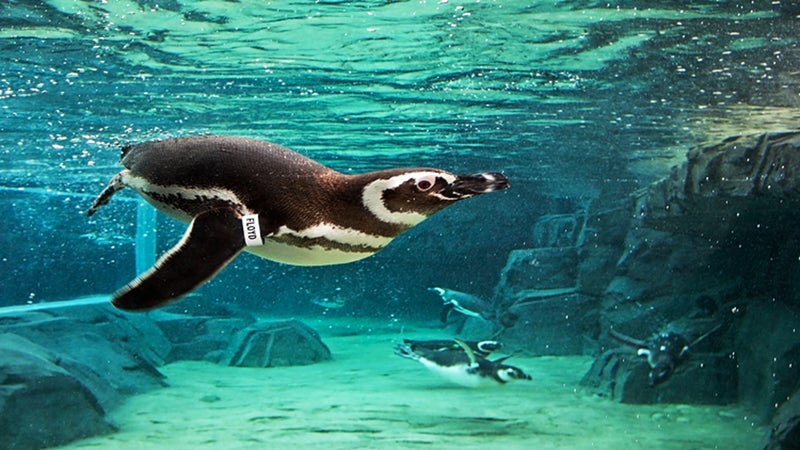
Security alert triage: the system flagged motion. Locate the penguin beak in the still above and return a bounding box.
[441,172,510,199]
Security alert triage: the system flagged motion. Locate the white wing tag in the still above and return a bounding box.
[241,214,264,246]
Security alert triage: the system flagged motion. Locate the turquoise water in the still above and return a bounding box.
[0,2,799,448]
[2,1,797,313]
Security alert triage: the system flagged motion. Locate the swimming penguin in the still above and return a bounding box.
[394,338,531,387]
[87,136,509,311]
[608,324,721,385]
[429,287,494,323]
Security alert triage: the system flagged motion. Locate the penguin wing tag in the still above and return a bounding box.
[240,213,264,246]
[112,207,246,311]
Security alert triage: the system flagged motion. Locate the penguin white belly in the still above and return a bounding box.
[419,358,487,388]
[247,224,394,266]
[245,240,374,266]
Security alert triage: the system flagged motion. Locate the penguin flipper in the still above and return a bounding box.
[112,207,246,311]
[454,338,478,366]
[440,303,455,323]
[608,328,648,348]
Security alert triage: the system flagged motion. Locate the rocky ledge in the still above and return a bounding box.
[450,131,800,449]
[0,300,331,450]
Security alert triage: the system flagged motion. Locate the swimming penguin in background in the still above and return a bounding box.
[608,324,721,385]
[87,135,509,311]
[429,287,494,323]
[394,338,531,387]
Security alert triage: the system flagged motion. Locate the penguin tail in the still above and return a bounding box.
[394,344,420,361]
[87,171,127,216]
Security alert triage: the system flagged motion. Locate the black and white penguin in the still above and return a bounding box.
[608,324,720,385]
[87,135,509,311]
[636,332,690,385]
[394,338,531,387]
[429,287,494,323]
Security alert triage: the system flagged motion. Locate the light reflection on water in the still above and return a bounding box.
[0,0,797,304]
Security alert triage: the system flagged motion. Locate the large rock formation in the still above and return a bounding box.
[0,300,331,450]
[0,304,169,450]
[457,210,602,355]
[643,131,800,227]
[0,333,116,449]
[481,131,800,425]
[611,132,800,410]
[760,388,800,450]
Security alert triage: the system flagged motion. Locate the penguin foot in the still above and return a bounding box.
[87,171,127,216]
[393,344,421,361]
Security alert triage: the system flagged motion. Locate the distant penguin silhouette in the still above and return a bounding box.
[429,287,494,323]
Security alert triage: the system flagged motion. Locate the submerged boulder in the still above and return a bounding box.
[0,303,171,450]
[150,311,254,363]
[223,319,332,368]
[495,293,598,355]
[0,333,116,449]
[580,348,737,405]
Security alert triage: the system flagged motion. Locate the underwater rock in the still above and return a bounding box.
[493,247,580,310]
[223,319,332,368]
[642,130,800,237]
[496,293,598,355]
[489,208,608,354]
[580,348,737,405]
[56,304,172,368]
[0,308,169,411]
[0,303,176,449]
[531,212,586,248]
[604,228,725,307]
[760,388,800,450]
[0,333,116,450]
[576,131,800,416]
[735,300,800,421]
[150,312,254,362]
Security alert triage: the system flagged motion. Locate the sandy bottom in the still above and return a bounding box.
[59,318,765,450]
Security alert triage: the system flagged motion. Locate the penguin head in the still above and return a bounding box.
[649,358,677,386]
[645,332,690,385]
[495,364,533,383]
[361,169,509,227]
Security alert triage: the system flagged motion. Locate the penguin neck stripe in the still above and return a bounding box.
[362,173,440,226]
[241,214,263,246]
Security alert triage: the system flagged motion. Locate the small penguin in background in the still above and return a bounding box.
[608,324,721,385]
[429,287,495,323]
[87,135,509,310]
[394,338,531,388]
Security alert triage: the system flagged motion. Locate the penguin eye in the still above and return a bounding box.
[415,175,437,191]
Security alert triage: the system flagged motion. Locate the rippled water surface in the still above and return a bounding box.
[1,1,798,306]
